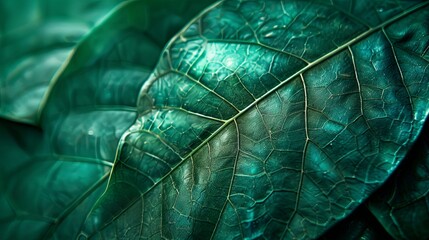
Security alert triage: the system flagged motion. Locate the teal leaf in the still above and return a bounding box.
[0,0,217,239]
[0,118,112,239]
[320,205,393,240]
[368,121,429,239]
[80,0,429,239]
[0,0,126,124]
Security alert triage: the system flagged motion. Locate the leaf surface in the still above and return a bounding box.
[81,0,429,239]
[368,121,429,239]
[0,0,127,124]
[0,0,217,238]
[0,117,112,239]
[320,205,393,240]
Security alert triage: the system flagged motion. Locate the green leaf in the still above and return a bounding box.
[0,0,125,124]
[80,0,429,239]
[320,119,429,240]
[320,205,393,240]
[0,117,112,239]
[0,0,217,239]
[368,121,429,239]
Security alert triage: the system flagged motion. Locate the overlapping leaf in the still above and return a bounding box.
[2,0,429,239]
[0,0,217,239]
[368,122,429,239]
[80,0,429,239]
[320,204,393,240]
[0,0,127,124]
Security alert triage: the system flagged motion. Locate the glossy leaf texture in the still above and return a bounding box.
[368,121,429,239]
[0,0,127,124]
[81,0,429,239]
[0,0,217,239]
[0,118,111,240]
[320,119,429,240]
[320,204,393,240]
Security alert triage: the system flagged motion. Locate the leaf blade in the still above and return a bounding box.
[82,0,429,239]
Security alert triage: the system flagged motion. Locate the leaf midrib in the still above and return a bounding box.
[144,0,429,199]
[96,0,429,234]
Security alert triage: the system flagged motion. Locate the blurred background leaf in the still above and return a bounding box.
[0,0,126,124]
